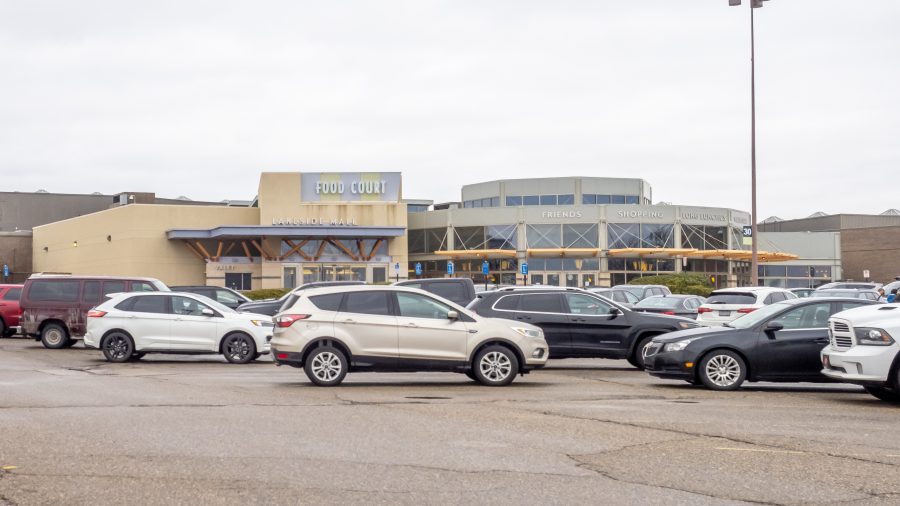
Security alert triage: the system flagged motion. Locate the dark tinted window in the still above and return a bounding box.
[130,295,169,314]
[28,280,81,302]
[565,293,612,315]
[310,293,343,311]
[426,282,466,304]
[83,281,101,303]
[519,293,564,313]
[706,293,757,305]
[103,281,127,296]
[343,291,392,316]
[494,295,520,311]
[2,287,22,301]
[114,297,137,311]
[771,302,832,329]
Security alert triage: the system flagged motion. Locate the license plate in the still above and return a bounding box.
[719,311,731,317]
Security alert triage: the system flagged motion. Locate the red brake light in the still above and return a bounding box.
[737,307,756,314]
[87,310,107,318]
[662,310,675,315]
[697,307,713,314]
[275,314,311,327]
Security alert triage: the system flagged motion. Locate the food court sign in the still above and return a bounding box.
[301,172,402,202]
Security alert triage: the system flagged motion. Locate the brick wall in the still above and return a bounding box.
[841,226,900,282]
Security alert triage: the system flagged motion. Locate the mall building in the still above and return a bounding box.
[26,172,805,290]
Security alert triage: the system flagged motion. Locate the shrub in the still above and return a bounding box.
[241,288,290,300]
[627,273,714,297]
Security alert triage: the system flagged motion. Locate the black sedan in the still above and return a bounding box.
[643,298,879,390]
[633,294,706,319]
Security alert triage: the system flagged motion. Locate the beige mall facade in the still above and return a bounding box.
[32,173,408,290]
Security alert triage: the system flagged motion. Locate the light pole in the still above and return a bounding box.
[729,0,768,286]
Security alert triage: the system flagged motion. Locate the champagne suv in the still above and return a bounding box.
[271,285,548,386]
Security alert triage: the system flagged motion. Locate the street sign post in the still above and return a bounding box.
[2,264,7,281]
[447,261,454,277]
[415,262,422,277]
[482,261,489,291]
[742,225,753,246]
[863,269,870,281]
[521,262,528,286]
[394,262,400,282]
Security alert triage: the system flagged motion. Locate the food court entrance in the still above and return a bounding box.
[530,272,596,288]
[282,263,389,288]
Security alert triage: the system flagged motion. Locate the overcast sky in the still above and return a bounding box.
[2,0,898,220]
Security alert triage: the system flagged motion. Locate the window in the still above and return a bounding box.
[641,224,674,248]
[225,273,252,291]
[397,293,453,319]
[611,195,627,204]
[770,302,831,329]
[625,196,640,204]
[557,194,574,205]
[82,281,101,303]
[132,282,157,292]
[27,280,80,302]
[519,293,564,313]
[836,301,867,312]
[706,292,757,305]
[564,293,611,315]
[582,194,597,205]
[343,291,392,316]
[607,223,641,249]
[372,268,387,284]
[563,224,598,248]
[426,282,466,303]
[2,287,22,300]
[540,195,557,206]
[310,293,344,311]
[527,224,562,248]
[215,290,241,305]
[171,296,213,316]
[104,281,127,296]
[131,295,170,314]
[523,195,539,206]
[486,224,517,250]
[506,195,522,206]
[494,295,520,311]
[596,195,611,204]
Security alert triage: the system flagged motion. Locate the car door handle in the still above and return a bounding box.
[342,319,356,324]
[406,322,418,327]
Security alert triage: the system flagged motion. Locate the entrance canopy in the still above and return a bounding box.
[166,225,405,240]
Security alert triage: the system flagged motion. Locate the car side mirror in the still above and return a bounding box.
[607,307,622,320]
[764,321,784,332]
[447,310,459,320]
[201,308,215,317]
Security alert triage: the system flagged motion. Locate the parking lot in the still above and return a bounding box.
[1,338,897,505]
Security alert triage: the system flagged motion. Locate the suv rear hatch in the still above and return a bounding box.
[698,292,759,325]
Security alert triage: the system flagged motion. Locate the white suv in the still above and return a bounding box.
[271,285,549,386]
[697,287,796,326]
[85,292,273,363]
[822,304,900,402]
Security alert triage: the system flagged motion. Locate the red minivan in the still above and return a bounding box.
[0,284,24,337]
[21,275,169,348]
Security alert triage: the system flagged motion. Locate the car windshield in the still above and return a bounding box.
[727,302,790,329]
[705,292,757,305]
[617,286,644,297]
[635,297,680,309]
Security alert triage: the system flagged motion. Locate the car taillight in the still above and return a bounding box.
[87,310,107,318]
[737,307,756,314]
[697,307,712,314]
[275,314,311,327]
[662,310,675,315]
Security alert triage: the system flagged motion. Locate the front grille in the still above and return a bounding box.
[830,320,853,348]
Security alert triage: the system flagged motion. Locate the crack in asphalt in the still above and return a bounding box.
[536,409,900,469]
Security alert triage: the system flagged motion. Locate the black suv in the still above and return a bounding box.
[468,287,698,368]
[394,278,477,307]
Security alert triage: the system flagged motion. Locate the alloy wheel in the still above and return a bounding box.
[226,337,250,362]
[104,335,130,361]
[311,352,342,382]
[479,351,512,382]
[705,354,741,387]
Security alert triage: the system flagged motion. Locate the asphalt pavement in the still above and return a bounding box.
[0,338,898,505]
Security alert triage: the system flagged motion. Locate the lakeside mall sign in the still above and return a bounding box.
[301,172,402,202]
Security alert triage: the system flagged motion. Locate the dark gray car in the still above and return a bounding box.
[633,294,707,319]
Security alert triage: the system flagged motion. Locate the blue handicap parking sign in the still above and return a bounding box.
[2,264,7,277]
[521,263,528,275]
[447,261,454,275]
[482,261,489,276]
[415,262,422,276]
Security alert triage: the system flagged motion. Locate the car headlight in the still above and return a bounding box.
[511,327,543,339]
[664,338,699,352]
[251,320,275,328]
[854,327,895,346]
[677,321,699,330]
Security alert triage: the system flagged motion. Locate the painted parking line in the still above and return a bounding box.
[715,447,806,455]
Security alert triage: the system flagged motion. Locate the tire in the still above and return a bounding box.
[41,323,70,349]
[473,345,519,386]
[698,349,747,391]
[0,319,5,338]
[464,370,478,381]
[131,352,146,361]
[222,333,257,364]
[863,386,900,403]
[101,332,134,363]
[631,335,655,370]
[304,346,348,386]
[252,353,261,361]
[63,339,78,348]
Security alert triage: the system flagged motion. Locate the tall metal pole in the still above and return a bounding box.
[750,5,759,285]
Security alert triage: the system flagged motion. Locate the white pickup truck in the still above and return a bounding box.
[822,304,900,402]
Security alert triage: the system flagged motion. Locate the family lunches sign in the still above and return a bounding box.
[301,172,401,202]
